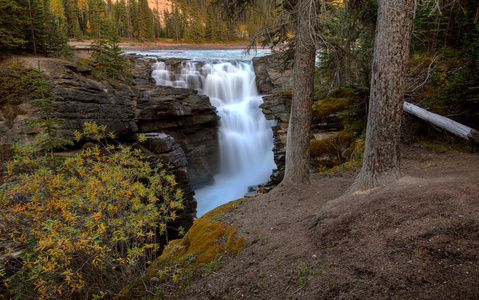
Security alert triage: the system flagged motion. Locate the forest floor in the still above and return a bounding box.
[155,144,479,299]
[3,54,479,299]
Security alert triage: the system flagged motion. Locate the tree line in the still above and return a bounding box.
[0,0,276,54]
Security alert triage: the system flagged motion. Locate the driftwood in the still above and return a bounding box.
[403,101,479,145]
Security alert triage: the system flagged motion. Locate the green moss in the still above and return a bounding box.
[337,128,358,147]
[312,97,349,117]
[117,200,247,299]
[343,139,365,160]
[273,88,292,98]
[311,137,365,175]
[159,215,244,266]
[328,87,356,98]
[310,138,344,172]
[160,200,246,265]
[310,138,341,158]
[314,159,363,176]
[313,158,342,169]
[0,59,42,106]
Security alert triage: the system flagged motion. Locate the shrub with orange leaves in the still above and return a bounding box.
[0,122,184,299]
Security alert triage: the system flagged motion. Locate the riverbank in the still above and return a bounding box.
[69,40,252,51]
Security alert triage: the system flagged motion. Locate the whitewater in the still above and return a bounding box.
[146,50,276,217]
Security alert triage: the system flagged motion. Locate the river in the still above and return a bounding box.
[132,49,276,217]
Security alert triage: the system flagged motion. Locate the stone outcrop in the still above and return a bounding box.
[253,55,293,184]
[131,57,220,188]
[253,55,293,94]
[259,91,291,185]
[138,133,196,237]
[0,56,220,225]
[1,59,139,144]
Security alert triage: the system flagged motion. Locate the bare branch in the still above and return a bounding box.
[409,54,440,92]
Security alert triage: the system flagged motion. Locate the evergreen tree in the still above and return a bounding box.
[184,1,204,43]
[128,0,138,38]
[24,62,73,171]
[138,0,154,41]
[88,0,131,83]
[0,0,28,52]
[62,0,82,39]
[24,0,69,56]
[112,0,128,37]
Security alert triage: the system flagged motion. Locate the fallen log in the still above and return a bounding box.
[403,101,479,145]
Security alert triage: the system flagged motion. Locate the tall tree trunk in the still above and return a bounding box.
[348,0,415,192]
[280,0,316,185]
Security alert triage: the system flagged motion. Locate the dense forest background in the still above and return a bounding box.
[0,0,276,54]
[1,0,478,126]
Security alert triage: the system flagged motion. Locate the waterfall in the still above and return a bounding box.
[152,59,276,217]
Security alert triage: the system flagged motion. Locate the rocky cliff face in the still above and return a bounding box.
[253,55,293,184]
[0,56,220,226]
[131,57,220,188]
[253,55,293,95]
[253,55,359,182]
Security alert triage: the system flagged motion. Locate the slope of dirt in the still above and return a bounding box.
[172,144,479,299]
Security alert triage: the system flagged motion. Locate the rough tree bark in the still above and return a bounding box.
[348,0,415,192]
[280,0,317,185]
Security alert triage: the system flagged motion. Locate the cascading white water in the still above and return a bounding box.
[152,59,276,217]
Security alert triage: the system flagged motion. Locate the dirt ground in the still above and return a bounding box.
[3,53,478,299]
[171,144,479,299]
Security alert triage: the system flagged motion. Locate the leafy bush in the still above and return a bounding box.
[1,123,184,299]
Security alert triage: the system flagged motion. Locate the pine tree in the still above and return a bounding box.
[88,0,131,83]
[24,61,73,171]
[128,0,138,38]
[62,0,82,39]
[138,0,154,41]
[0,0,28,52]
[112,0,127,37]
[184,1,204,43]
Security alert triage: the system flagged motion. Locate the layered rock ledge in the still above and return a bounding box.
[0,56,220,226]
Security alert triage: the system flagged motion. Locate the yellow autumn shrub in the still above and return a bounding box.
[0,122,184,299]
